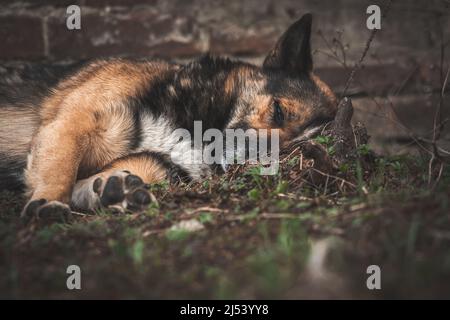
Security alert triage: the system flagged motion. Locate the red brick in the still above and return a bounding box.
[47,10,204,59]
[210,32,277,56]
[1,0,82,8]
[0,16,45,60]
[83,0,158,7]
[314,63,444,96]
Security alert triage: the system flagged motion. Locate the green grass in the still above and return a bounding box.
[0,149,450,299]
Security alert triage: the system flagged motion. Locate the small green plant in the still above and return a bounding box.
[276,199,290,211]
[371,158,387,191]
[357,144,371,156]
[314,135,332,145]
[231,177,246,191]
[241,207,260,221]
[245,166,263,189]
[164,212,174,221]
[202,180,210,189]
[338,163,350,174]
[146,201,160,217]
[287,156,299,166]
[148,181,169,192]
[390,160,403,172]
[274,180,289,194]
[131,239,145,265]
[247,188,261,201]
[315,135,335,155]
[165,229,190,241]
[108,239,128,258]
[199,212,214,224]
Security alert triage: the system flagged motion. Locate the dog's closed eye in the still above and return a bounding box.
[272,99,284,127]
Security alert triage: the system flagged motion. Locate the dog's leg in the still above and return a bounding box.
[22,117,92,219]
[20,59,168,220]
[71,153,167,213]
[22,104,138,219]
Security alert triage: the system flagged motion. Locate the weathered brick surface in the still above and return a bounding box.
[83,0,158,7]
[0,0,448,65]
[352,95,450,154]
[0,0,78,7]
[0,16,45,59]
[314,63,445,96]
[0,0,449,93]
[47,9,204,59]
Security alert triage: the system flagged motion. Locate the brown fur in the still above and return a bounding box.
[100,153,167,184]
[0,106,39,159]
[247,73,337,145]
[0,14,339,215]
[25,60,177,203]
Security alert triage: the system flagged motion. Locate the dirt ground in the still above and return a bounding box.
[1,126,450,299]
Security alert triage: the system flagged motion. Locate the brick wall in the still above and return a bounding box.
[0,0,448,63]
[0,0,449,153]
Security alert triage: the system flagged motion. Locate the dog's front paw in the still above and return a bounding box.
[71,170,156,213]
[22,199,73,224]
[93,171,155,213]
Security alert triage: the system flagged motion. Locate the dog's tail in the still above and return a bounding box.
[0,102,41,190]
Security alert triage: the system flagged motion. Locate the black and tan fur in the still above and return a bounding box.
[0,14,338,217]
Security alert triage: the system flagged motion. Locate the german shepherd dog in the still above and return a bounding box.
[0,14,337,218]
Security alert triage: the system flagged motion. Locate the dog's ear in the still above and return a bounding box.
[263,13,313,75]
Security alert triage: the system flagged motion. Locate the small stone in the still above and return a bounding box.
[170,219,204,233]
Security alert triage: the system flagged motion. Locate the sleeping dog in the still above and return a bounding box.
[0,14,337,217]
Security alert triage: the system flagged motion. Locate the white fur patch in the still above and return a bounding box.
[137,114,211,179]
[71,176,100,210]
[294,126,323,142]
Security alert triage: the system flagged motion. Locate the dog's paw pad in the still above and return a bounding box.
[22,198,47,218]
[126,188,153,210]
[96,171,155,213]
[100,176,125,206]
[93,177,103,195]
[125,174,144,189]
[38,201,72,223]
[21,200,72,225]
